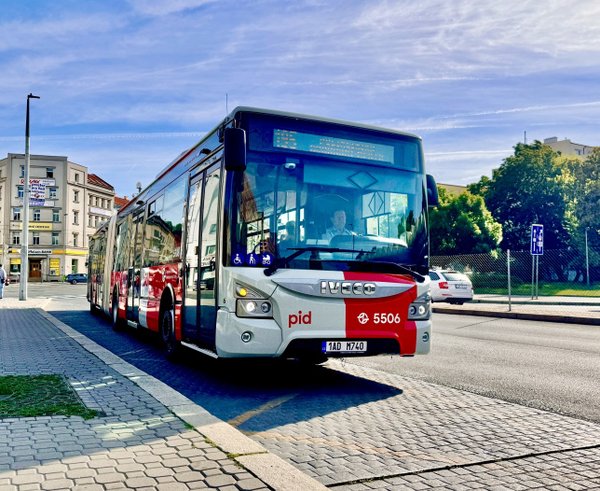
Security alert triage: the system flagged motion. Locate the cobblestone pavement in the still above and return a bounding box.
[0,308,277,491]
[242,360,600,489]
[12,288,600,490]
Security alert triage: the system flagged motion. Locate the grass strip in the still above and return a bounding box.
[0,375,97,419]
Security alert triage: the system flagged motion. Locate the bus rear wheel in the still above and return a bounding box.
[112,294,123,330]
[160,306,179,360]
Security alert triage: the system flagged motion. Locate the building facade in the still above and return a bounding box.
[0,153,115,281]
[543,137,596,158]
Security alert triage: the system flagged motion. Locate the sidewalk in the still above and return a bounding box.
[433,294,600,325]
[0,302,326,491]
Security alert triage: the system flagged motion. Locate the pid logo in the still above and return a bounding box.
[288,310,312,328]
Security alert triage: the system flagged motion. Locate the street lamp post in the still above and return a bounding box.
[19,93,40,301]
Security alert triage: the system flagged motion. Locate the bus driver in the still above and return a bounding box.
[322,209,354,241]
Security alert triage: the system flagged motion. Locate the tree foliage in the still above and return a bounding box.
[471,141,574,251]
[570,148,600,237]
[429,187,502,255]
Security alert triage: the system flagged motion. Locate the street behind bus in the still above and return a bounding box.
[17,284,600,488]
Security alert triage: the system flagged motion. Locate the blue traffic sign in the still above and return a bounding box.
[531,224,544,255]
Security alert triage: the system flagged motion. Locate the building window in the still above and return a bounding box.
[17,186,23,198]
[52,209,60,222]
[209,223,217,234]
[12,233,20,245]
[20,165,25,178]
[33,209,41,221]
[46,167,54,178]
[74,173,80,183]
[73,190,79,203]
[73,211,79,225]
[49,187,57,199]
[52,232,59,245]
[71,259,78,273]
[13,207,21,221]
[88,215,93,227]
[0,185,2,199]
[32,232,40,245]
[73,233,78,247]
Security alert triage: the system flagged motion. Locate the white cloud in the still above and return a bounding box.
[0,0,599,191]
[127,0,217,16]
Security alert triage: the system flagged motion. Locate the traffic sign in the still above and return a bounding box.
[531,224,544,255]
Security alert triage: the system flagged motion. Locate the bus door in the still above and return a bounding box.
[127,208,145,323]
[183,164,220,346]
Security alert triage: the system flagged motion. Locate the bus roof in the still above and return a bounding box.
[231,106,422,141]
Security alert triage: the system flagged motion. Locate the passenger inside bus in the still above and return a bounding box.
[278,221,296,255]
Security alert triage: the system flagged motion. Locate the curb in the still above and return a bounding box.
[433,307,600,326]
[37,308,327,491]
[473,299,600,307]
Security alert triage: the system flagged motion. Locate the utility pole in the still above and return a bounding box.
[19,93,40,301]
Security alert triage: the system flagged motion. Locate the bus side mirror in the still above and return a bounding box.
[426,174,439,208]
[223,127,247,172]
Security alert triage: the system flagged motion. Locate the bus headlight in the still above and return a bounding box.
[235,283,273,318]
[236,299,273,318]
[408,292,431,320]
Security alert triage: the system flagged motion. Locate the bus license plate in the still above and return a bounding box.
[322,341,367,354]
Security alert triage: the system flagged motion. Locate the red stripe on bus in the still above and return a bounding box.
[343,272,417,355]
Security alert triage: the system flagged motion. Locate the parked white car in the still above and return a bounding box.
[429,269,474,305]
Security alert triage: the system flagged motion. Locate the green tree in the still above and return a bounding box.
[566,148,600,281]
[572,148,600,234]
[472,141,573,251]
[429,187,502,255]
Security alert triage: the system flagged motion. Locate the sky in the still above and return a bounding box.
[1,0,599,197]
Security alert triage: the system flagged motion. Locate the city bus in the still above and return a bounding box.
[88,107,439,362]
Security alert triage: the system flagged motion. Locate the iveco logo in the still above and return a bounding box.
[320,281,377,296]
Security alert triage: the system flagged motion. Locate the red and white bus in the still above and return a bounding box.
[88,107,439,361]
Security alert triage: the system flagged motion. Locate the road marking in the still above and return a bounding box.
[228,393,299,428]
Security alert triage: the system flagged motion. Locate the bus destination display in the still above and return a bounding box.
[273,129,394,164]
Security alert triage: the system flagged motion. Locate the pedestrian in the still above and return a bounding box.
[0,264,6,299]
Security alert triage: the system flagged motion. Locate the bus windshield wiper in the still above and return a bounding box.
[393,263,426,283]
[263,246,373,277]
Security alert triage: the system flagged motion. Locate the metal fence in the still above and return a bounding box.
[431,247,600,298]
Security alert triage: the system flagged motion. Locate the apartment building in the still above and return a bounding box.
[543,137,596,158]
[0,153,115,281]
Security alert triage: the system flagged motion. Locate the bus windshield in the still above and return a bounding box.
[227,154,429,273]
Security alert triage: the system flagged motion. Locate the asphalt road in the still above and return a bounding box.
[347,312,600,423]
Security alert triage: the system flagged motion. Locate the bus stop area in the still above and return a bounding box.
[0,302,325,491]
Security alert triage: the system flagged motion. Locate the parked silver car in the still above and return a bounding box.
[429,269,473,305]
